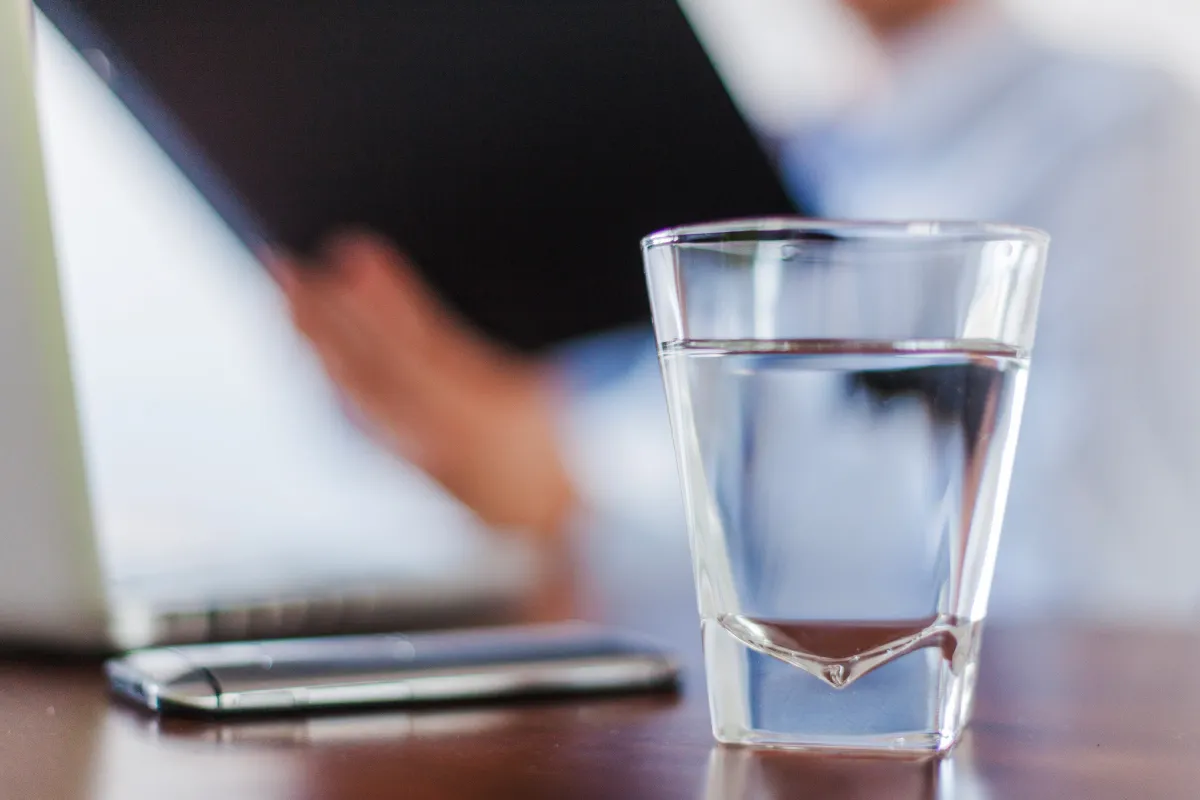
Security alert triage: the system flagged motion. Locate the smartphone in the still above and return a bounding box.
[105,622,679,716]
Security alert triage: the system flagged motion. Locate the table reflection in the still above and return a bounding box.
[702,739,991,800]
[146,706,524,747]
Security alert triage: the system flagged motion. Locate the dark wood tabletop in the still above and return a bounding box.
[3,547,1200,799]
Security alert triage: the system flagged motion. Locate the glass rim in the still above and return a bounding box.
[641,217,1050,250]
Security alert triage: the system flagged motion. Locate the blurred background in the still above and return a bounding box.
[28,0,1200,628]
[681,0,1200,137]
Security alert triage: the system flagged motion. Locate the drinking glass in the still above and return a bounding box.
[642,219,1048,754]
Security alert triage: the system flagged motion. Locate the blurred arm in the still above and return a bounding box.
[273,233,577,539]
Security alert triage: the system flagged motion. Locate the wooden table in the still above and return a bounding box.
[2,562,1200,798]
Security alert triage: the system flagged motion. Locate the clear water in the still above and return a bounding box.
[659,339,1029,752]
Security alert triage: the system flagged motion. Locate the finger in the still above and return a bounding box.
[268,246,436,451]
[292,294,387,390]
[264,251,305,302]
[295,304,402,420]
[319,232,505,397]
[315,235,464,400]
[299,290,428,415]
[321,233,442,341]
[296,234,509,442]
[285,289,394,422]
[276,249,384,362]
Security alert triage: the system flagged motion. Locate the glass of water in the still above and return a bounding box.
[643,219,1048,754]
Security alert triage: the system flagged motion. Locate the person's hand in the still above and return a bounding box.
[269,232,577,539]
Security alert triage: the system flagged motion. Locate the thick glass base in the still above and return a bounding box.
[702,617,982,755]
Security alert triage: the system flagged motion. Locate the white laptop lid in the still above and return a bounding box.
[32,9,504,579]
[26,5,530,649]
[0,1,528,649]
[0,0,109,647]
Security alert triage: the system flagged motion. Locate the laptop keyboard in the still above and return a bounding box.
[106,546,538,646]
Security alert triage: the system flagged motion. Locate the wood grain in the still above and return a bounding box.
[2,578,1199,798]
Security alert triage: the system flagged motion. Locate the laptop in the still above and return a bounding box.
[3,0,796,651]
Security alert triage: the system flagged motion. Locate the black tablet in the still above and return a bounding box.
[37,0,798,350]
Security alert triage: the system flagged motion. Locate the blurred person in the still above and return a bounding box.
[275,0,1200,621]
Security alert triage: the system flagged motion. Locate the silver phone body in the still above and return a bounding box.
[106,622,679,715]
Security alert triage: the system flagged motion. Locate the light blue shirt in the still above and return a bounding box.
[562,5,1200,622]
